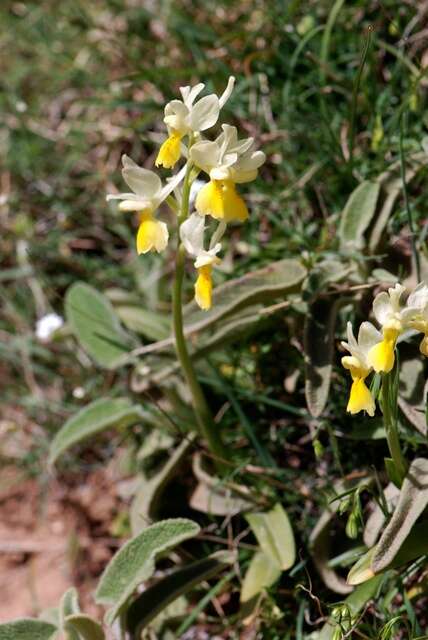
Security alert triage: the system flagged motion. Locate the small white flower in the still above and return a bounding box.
[341,321,382,375]
[106,155,185,212]
[36,313,64,342]
[180,213,225,311]
[190,124,265,183]
[180,213,223,267]
[163,76,235,138]
[106,156,186,254]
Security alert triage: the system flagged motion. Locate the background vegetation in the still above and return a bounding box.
[1,0,428,638]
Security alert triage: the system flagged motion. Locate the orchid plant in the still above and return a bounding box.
[106,77,265,465]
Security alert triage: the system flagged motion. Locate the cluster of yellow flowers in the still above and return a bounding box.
[341,283,428,416]
[107,77,265,310]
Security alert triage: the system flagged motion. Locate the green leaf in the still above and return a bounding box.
[49,397,144,465]
[95,518,200,625]
[304,298,339,418]
[126,259,306,376]
[246,503,295,570]
[184,258,306,334]
[115,306,170,341]
[60,588,80,621]
[64,615,104,640]
[59,589,80,640]
[338,180,380,249]
[0,620,58,640]
[190,452,252,517]
[130,436,196,534]
[65,282,135,369]
[372,458,428,573]
[348,520,428,585]
[240,550,281,603]
[126,551,234,637]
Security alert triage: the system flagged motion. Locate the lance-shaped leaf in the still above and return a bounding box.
[59,588,80,640]
[49,398,144,465]
[338,180,380,249]
[127,260,306,371]
[0,619,58,640]
[246,503,295,570]
[60,588,79,622]
[64,615,104,640]
[304,298,340,418]
[183,258,306,334]
[115,306,170,342]
[65,282,136,369]
[240,550,281,603]
[95,518,200,625]
[371,458,428,573]
[190,453,253,517]
[363,483,400,548]
[369,155,423,253]
[348,520,428,585]
[130,436,196,535]
[126,551,234,637]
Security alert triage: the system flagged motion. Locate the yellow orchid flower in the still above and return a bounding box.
[189,125,265,223]
[156,77,235,169]
[106,155,185,254]
[366,283,424,373]
[179,213,224,310]
[341,321,382,416]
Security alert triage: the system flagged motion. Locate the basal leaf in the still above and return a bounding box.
[49,397,144,465]
[65,282,136,369]
[126,551,234,637]
[348,521,428,585]
[64,615,104,640]
[183,258,306,334]
[95,518,200,625]
[372,458,428,573]
[338,180,380,249]
[246,503,295,571]
[130,436,196,535]
[240,550,281,603]
[0,620,58,640]
[115,306,170,342]
[304,298,339,417]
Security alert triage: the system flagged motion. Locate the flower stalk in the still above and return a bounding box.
[172,160,227,467]
[381,370,407,486]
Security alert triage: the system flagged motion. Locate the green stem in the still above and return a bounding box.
[172,160,227,468]
[349,25,372,164]
[381,372,407,485]
[399,110,421,282]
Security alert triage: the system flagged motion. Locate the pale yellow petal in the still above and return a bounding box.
[347,378,375,416]
[194,264,213,310]
[136,214,168,254]
[367,339,395,373]
[195,179,248,223]
[155,132,182,169]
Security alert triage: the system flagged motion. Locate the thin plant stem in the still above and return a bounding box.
[399,110,421,282]
[172,159,227,467]
[349,25,372,164]
[381,372,407,485]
